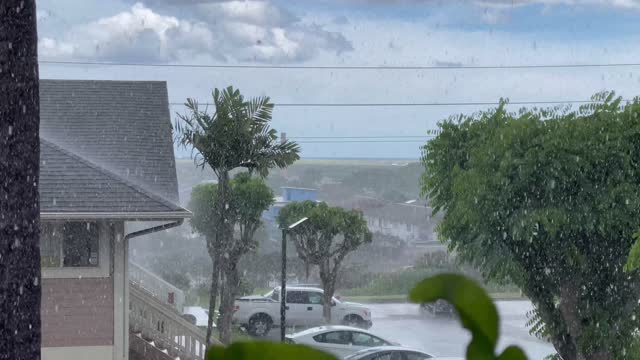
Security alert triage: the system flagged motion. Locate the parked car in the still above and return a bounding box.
[182,306,215,330]
[344,346,434,360]
[420,300,455,317]
[233,286,373,336]
[285,325,398,358]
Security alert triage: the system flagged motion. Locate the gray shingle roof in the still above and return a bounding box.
[40,79,179,203]
[39,79,187,216]
[40,139,182,214]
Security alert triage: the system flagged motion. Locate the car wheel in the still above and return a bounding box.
[342,314,364,328]
[248,314,272,337]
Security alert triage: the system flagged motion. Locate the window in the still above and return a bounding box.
[270,290,279,302]
[307,292,323,304]
[371,353,407,360]
[313,331,351,345]
[40,222,99,268]
[404,352,432,360]
[351,332,388,347]
[286,291,308,304]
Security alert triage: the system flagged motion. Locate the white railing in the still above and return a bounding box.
[130,284,215,360]
[129,261,185,313]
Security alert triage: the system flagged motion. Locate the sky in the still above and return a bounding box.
[37,0,640,159]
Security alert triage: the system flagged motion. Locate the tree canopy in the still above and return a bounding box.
[421,92,640,360]
[189,172,274,342]
[174,86,299,177]
[176,86,298,344]
[278,201,372,322]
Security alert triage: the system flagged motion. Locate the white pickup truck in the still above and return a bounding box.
[232,286,373,336]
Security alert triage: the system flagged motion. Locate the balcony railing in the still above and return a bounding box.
[130,283,215,360]
[129,261,185,312]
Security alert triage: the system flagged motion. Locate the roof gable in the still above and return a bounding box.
[39,79,179,203]
[40,139,184,215]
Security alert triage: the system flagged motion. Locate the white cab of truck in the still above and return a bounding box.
[232,286,373,336]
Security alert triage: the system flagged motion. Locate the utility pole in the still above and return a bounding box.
[280,217,308,342]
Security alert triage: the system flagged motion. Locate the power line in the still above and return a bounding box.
[290,135,431,139]
[296,140,425,143]
[169,99,628,107]
[40,60,640,70]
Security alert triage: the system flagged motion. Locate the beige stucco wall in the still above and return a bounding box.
[42,345,113,360]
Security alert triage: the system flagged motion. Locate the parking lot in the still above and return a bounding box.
[259,301,555,359]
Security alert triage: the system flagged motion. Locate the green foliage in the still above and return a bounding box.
[422,92,640,359]
[206,342,337,360]
[174,86,300,177]
[410,273,527,360]
[176,86,299,344]
[237,274,254,297]
[625,232,640,272]
[277,201,373,265]
[189,182,219,240]
[278,201,372,320]
[342,268,443,297]
[189,174,274,253]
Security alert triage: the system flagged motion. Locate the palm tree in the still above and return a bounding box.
[175,86,299,345]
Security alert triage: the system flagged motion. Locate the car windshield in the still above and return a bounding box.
[2,1,635,359]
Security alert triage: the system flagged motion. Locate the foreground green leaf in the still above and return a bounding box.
[410,273,499,351]
[206,341,338,360]
[496,346,528,360]
[624,233,640,272]
[409,273,527,359]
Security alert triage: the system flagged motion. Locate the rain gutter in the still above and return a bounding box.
[41,211,191,221]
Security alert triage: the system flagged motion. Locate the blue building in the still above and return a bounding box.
[263,187,319,222]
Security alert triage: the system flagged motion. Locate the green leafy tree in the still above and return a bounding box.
[278,201,372,323]
[422,93,640,359]
[218,173,274,343]
[189,173,275,343]
[176,86,299,345]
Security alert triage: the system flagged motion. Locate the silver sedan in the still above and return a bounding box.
[343,346,437,360]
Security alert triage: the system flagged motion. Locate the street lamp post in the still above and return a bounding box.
[280,217,308,342]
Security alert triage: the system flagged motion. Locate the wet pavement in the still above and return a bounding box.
[366,301,556,360]
[259,301,556,359]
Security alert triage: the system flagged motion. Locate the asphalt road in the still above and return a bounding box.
[259,301,555,359]
[366,301,556,360]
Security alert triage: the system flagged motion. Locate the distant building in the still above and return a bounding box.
[332,195,442,248]
[263,187,319,221]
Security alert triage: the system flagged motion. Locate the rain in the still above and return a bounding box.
[3,1,640,360]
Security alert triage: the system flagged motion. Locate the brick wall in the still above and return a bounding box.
[42,278,114,347]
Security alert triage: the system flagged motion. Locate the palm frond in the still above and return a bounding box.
[246,96,274,124]
[526,308,550,341]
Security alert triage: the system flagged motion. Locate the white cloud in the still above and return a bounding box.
[475,0,640,8]
[198,1,297,27]
[39,2,352,63]
[38,1,640,158]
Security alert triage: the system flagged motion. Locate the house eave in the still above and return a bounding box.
[41,211,192,221]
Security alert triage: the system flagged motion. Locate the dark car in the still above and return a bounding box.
[420,300,455,317]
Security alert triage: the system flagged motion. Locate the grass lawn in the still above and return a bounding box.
[342,294,409,303]
[342,292,525,304]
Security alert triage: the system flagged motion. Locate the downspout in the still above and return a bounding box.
[124,219,184,241]
[121,218,184,360]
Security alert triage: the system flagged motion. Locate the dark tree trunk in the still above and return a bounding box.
[206,170,231,346]
[319,263,334,324]
[0,1,41,359]
[219,256,240,344]
[205,253,220,347]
